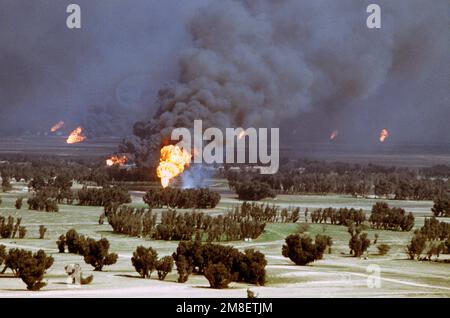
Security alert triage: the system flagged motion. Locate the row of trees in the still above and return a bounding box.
[27,192,59,212]
[143,188,220,209]
[432,196,450,217]
[406,217,450,261]
[57,229,118,271]
[0,216,27,238]
[309,207,365,226]
[227,202,300,223]
[105,205,267,241]
[172,239,267,288]
[232,181,276,201]
[0,246,53,290]
[369,202,415,231]
[0,154,154,186]
[106,202,303,242]
[226,161,449,200]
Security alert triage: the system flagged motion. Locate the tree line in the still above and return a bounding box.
[368,202,415,232]
[406,217,450,261]
[105,202,302,242]
[226,160,449,200]
[309,207,365,226]
[0,216,27,239]
[143,188,220,209]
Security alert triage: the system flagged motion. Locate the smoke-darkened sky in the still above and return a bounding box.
[0,0,449,148]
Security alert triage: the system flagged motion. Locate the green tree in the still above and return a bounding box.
[131,246,158,278]
[204,263,232,289]
[282,234,330,265]
[156,256,174,280]
[17,249,54,291]
[83,238,118,271]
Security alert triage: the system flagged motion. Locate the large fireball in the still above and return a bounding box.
[66,127,86,144]
[157,145,191,188]
[379,129,389,142]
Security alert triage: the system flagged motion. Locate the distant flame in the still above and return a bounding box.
[50,120,65,132]
[66,127,86,144]
[330,130,338,140]
[157,145,191,188]
[379,129,389,142]
[106,155,128,167]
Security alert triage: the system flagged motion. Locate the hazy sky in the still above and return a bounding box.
[0,0,448,148]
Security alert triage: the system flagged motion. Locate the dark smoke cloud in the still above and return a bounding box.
[0,0,448,154]
[0,0,206,135]
[124,0,449,164]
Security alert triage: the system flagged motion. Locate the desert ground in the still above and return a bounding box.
[0,178,449,298]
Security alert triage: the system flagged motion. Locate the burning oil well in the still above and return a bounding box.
[119,0,447,185]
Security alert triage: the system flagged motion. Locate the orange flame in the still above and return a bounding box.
[238,130,247,140]
[330,130,338,140]
[157,145,191,188]
[66,127,86,144]
[50,120,65,132]
[379,129,389,142]
[106,155,128,167]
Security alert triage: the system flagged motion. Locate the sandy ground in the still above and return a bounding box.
[0,182,449,298]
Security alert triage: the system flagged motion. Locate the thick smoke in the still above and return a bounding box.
[124,0,449,164]
[0,0,205,136]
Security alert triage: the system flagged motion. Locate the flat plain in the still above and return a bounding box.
[1,179,449,298]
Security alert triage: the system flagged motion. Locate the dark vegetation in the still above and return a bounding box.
[406,217,450,261]
[143,188,220,209]
[1,247,53,291]
[369,202,415,231]
[106,202,300,241]
[432,196,450,217]
[348,223,371,257]
[282,234,332,265]
[57,229,118,271]
[309,207,365,225]
[172,240,266,288]
[226,161,450,200]
[131,246,173,280]
[0,216,27,239]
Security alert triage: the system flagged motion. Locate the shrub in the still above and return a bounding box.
[83,238,118,271]
[234,181,276,201]
[172,240,267,286]
[156,256,174,280]
[18,226,27,239]
[57,235,66,253]
[143,188,220,209]
[131,246,158,278]
[65,229,88,255]
[175,255,191,283]
[406,232,427,260]
[0,245,6,268]
[17,250,54,291]
[432,196,450,217]
[39,225,47,239]
[282,234,331,265]
[369,202,414,231]
[2,175,12,192]
[348,224,371,257]
[377,244,391,255]
[15,197,23,210]
[204,263,232,289]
